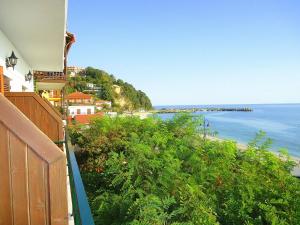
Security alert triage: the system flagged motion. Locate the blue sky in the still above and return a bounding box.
[67,0,300,105]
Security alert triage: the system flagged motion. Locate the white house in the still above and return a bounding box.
[67,66,84,77]
[95,99,112,110]
[86,83,95,89]
[68,105,95,116]
[106,111,117,117]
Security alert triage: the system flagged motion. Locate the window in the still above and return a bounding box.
[77,108,81,114]
[87,108,91,114]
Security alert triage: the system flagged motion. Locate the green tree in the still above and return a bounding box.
[67,67,152,111]
[69,114,300,225]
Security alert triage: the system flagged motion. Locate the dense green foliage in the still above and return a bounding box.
[70,114,300,225]
[67,67,152,111]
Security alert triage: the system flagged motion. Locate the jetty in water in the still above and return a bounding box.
[153,107,253,114]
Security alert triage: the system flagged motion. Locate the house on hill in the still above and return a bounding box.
[66,91,93,104]
[68,105,95,116]
[66,92,95,115]
[83,82,101,94]
[68,112,104,125]
[67,66,84,77]
[95,99,112,110]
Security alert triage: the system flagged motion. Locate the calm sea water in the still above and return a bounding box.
[155,104,300,157]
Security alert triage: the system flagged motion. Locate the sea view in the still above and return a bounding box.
[2,0,300,224]
[156,104,300,157]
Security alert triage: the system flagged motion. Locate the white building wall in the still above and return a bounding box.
[96,101,112,110]
[0,29,34,92]
[68,105,95,115]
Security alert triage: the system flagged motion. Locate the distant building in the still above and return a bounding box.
[83,82,101,94]
[68,105,95,116]
[66,91,93,104]
[66,92,95,116]
[68,112,104,125]
[106,111,117,117]
[67,66,85,77]
[39,90,63,107]
[95,99,112,110]
[86,83,95,89]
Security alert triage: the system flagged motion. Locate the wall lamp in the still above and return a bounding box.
[25,71,33,82]
[6,51,18,70]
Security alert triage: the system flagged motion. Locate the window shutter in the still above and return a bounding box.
[3,76,10,93]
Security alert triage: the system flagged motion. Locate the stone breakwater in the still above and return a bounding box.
[153,107,253,114]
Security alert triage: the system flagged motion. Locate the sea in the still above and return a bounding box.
[155,104,300,157]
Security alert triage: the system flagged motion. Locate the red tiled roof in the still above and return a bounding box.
[67,92,92,100]
[68,112,104,125]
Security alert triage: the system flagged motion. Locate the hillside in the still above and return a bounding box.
[66,67,152,111]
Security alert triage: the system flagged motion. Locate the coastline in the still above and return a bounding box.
[156,104,300,156]
[152,107,253,114]
[207,135,300,177]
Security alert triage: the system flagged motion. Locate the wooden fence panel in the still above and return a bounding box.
[28,149,48,225]
[10,132,30,225]
[5,92,63,143]
[0,123,13,225]
[49,159,69,225]
[0,94,68,225]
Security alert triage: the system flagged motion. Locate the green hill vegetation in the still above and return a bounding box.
[69,114,300,225]
[66,67,152,111]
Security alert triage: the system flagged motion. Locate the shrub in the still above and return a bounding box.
[70,114,300,225]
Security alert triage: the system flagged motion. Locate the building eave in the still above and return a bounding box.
[0,0,68,71]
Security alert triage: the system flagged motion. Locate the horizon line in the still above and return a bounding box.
[154,102,300,107]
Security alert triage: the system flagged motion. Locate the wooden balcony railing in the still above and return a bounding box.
[5,92,63,144]
[34,71,66,81]
[0,94,68,225]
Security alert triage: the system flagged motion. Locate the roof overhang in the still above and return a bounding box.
[0,0,68,71]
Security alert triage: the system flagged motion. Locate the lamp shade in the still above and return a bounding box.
[25,71,33,82]
[6,51,18,70]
